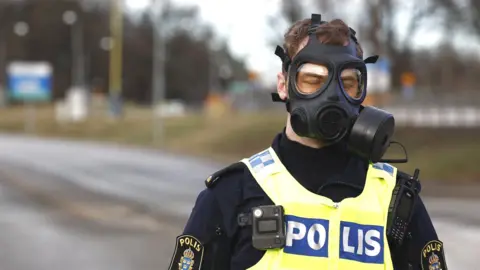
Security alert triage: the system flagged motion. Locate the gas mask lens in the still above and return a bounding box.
[340,67,365,100]
[295,63,329,95]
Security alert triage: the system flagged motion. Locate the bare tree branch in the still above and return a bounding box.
[431,0,480,37]
[282,0,304,24]
[400,1,441,50]
[267,0,307,49]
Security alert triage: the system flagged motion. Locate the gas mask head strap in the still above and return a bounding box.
[274,14,325,75]
[272,45,292,111]
[271,13,325,110]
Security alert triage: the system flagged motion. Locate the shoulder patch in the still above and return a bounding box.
[248,149,275,173]
[421,240,447,270]
[168,235,204,270]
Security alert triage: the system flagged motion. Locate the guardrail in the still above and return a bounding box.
[387,90,480,107]
[385,106,480,128]
[227,90,480,128]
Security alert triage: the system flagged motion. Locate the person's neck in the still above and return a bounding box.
[284,115,326,149]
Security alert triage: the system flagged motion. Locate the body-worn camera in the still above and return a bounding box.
[250,205,286,250]
[387,169,421,248]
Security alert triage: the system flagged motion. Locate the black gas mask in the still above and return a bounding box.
[272,13,400,163]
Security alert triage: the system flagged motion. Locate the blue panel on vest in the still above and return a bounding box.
[248,150,274,172]
[248,151,262,162]
[284,215,330,258]
[248,149,269,162]
[262,159,275,167]
[249,157,263,167]
[373,163,394,176]
[339,221,384,264]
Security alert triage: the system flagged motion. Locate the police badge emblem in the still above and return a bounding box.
[421,240,447,270]
[168,235,204,270]
[178,248,195,270]
[428,253,441,270]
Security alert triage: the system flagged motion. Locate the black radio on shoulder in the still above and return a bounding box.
[249,205,286,250]
[387,168,421,248]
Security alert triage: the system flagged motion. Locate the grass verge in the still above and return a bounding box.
[0,105,478,182]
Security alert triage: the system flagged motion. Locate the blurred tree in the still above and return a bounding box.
[165,29,211,104]
[0,0,249,105]
[267,0,308,49]
[0,0,77,99]
[281,0,304,25]
[337,0,480,92]
[470,1,480,36]
[268,0,341,51]
[214,42,250,92]
[309,0,445,88]
[433,0,480,38]
[0,1,18,89]
[271,0,480,92]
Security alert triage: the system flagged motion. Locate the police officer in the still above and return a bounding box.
[168,14,448,270]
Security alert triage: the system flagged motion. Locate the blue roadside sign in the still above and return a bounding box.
[366,57,391,93]
[7,61,53,102]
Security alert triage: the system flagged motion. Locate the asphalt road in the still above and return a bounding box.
[0,134,477,270]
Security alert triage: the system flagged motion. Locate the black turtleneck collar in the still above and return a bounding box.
[271,129,369,202]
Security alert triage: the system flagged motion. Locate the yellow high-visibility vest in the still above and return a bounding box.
[242,147,396,270]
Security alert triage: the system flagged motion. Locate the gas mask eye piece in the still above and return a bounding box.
[295,63,330,95]
[339,67,365,102]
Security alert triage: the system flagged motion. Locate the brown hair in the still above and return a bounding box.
[283,18,363,59]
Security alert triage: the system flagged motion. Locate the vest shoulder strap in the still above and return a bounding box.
[371,162,399,185]
[205,162,246,189]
